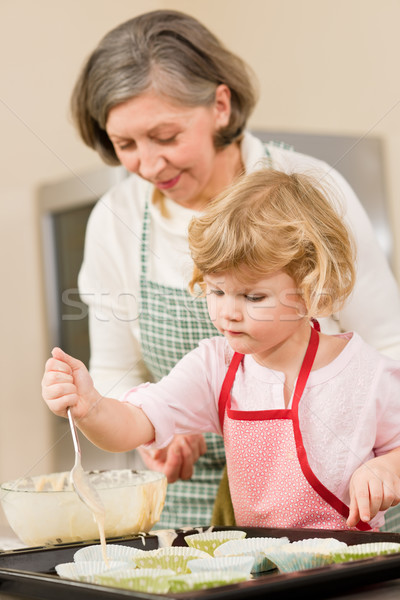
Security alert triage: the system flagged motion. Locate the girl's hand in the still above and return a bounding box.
[41,347,101,420]
[347,457,400,527]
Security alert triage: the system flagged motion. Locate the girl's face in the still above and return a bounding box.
[204,268,309,366]
[106,87,233,211]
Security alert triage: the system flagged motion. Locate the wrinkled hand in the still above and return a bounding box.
[347,459,400,527]
[139,434,207,483]
[42,347,100,420]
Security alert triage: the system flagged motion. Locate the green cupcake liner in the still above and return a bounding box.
[94,568,174,592]
[333,541,400,563]
[134,546,209,573]
[184,530,247,556]
[168,569,248,592]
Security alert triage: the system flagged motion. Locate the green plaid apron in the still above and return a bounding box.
[380,506,400,532]
[138,197,226,528]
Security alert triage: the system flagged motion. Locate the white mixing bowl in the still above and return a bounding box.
[0,469,167,546]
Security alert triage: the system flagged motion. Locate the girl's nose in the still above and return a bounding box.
[220,297,242,322]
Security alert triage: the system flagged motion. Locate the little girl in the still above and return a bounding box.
[42,169,400,531]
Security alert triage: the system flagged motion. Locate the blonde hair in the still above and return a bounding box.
[188,169,356,318]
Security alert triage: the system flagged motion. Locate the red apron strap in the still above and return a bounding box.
[311,317,321,332]
[219,321,320,433]
[291,325,319,410]
[292,323,371,531]
[217,321,371,531]
[218,352,244,432]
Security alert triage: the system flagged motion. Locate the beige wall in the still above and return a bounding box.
[1,0,400,526]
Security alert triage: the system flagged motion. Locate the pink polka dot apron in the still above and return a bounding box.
[218,324,371,531]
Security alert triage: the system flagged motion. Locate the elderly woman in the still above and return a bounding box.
[71,9,400,529]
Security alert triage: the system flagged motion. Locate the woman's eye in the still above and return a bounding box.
[157,135,177,144]
[116,141,135,151]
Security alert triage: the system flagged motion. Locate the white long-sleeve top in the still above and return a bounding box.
[120,332,400,528]
[78,132,400,397]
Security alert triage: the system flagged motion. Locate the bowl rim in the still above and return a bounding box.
[0,469,166,494]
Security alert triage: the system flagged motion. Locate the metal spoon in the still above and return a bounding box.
[67,408,105,520]
[67,409,108,563]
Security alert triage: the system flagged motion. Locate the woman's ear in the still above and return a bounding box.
[213,84,231,128]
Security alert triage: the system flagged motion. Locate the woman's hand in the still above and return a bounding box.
[347,451,400,527]
[41,347,101,420]
[138,434,207,483]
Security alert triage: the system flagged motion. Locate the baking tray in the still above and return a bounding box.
[2,526,400,599]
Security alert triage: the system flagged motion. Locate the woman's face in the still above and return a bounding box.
[106,87,233,210]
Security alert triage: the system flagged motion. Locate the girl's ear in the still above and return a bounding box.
[213,84,231,128]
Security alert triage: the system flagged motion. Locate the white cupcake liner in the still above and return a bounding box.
[168,569,248,592]
[289,538,348,553]
[263,545,335,573]
[214,536,289,573]
[73,543,142,564]
[134,546,209,573]
[187,555,255,576]
[94,568,174,592]
[333,541,400,563]
[55,560,128,582]
[260,538,348,574]
[184,530,246,555]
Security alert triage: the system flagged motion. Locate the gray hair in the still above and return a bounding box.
[70,10,258,164]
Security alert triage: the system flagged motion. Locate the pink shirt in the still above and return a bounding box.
[121,332,400,510]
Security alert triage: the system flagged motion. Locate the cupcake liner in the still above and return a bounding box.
[332,541,400,563]
[263,545,335,573]
[55,560,128,582]
[187,555,255,576]
[184,530,247,555]
[134,546,209,573]
[94,568,174,592]
[168,569,248,592]
[131,549,161,569]
[261,538,348,574]
[214,536,289,573]
[74,543,142,564]
[289,538,348,553]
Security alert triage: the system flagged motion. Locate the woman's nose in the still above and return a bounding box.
[137,147,166,181]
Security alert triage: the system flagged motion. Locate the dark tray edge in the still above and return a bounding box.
[2,527,400,600]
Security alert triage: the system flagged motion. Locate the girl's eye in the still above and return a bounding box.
[246,295,266,302]
[209,289,224,296]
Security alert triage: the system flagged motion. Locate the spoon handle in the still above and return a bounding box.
[67,408,81,457]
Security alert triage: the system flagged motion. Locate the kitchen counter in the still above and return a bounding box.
[0,525,25,552]
[0,525,35,599]
[332,579,400,600]
[3,574,400,600]
[330,581,400,599]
